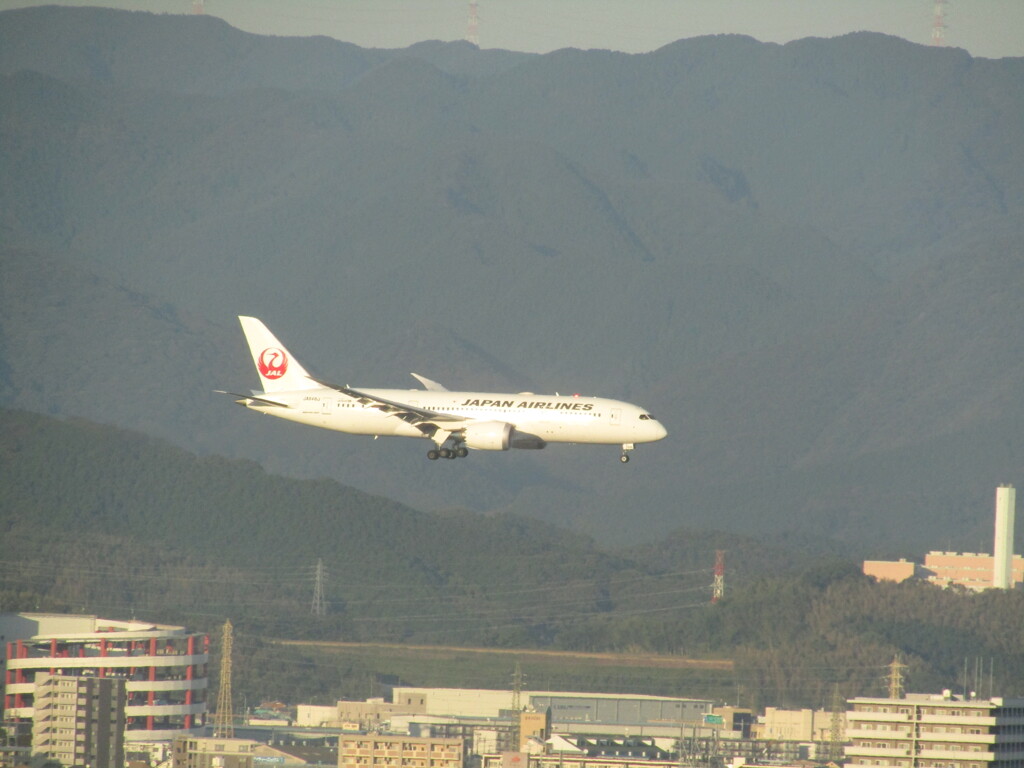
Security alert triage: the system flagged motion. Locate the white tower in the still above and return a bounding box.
[993,485,1015,589]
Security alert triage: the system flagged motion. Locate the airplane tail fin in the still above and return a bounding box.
[238,316,320,393]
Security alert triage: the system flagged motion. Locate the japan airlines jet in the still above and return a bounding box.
[222,316,667,463]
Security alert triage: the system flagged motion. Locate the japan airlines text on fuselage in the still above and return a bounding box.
[224,316,667,462]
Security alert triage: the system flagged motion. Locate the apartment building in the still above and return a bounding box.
[338,734,466,768]
[171,735,258,768]
[846,693,1024,768]
[31,673,126,768]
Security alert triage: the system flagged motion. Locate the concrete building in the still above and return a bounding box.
[863,485,1022,591]
[865,551,1024,591]
[171,735,258,768]
[845,692,1024,768]
[482,753,676,768]
[518,710,550,752]
[338,733,466,768]
[863,560,920,584]
[1,613,208,743]
[757,706,833,742]
[31,672,126,768]
[387,688,714,727]
[297,704,344,729]
[922,552,1024,591]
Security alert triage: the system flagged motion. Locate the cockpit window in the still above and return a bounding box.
[639,414,655,420]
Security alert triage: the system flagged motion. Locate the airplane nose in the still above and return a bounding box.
[652,421,668,441]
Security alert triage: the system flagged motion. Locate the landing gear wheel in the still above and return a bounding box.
[620,453,630,463]
[427,450,440,460]
[456,446,469,458]
[439,448,452,459]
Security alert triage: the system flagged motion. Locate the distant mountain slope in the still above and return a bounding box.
[0,407,637,640]
[0,6,530,93]
[2,8,1024,552]
[5,408,1024,709]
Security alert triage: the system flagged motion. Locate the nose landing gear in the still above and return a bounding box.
[620,443,635,463]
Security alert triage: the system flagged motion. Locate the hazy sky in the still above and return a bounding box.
[3,0,1023,59]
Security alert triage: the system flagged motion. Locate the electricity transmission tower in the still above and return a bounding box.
[312,558,327,616]
[887,654,908,699]
[829,683,846,762]
[213,619,234,737]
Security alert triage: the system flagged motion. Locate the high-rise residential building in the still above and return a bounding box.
[846,692,1024,768]
[31,673,126,768]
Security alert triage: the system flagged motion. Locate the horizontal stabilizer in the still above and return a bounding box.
[214,390,290,408]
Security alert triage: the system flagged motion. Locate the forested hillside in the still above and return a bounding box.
[2,409,1023,706]
[2,8,1024,553]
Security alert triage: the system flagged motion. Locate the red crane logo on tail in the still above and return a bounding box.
[257,347,288,379]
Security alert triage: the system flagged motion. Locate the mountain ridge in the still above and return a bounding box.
[2,8,1023,550]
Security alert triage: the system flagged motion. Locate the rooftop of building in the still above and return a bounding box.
[0,613,195,642]
[851,692,1024,707]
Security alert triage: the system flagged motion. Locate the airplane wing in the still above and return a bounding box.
[309,378,466,437]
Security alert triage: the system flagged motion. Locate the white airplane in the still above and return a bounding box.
[223,316,667,462]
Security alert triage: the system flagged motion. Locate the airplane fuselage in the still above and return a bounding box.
[242,388,666,447]
[226,316,667,462]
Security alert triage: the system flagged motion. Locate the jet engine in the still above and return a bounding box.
[462,421,514,451]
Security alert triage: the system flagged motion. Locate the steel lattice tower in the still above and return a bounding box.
[887,654,907,699]
[828,683,846,762]
[312,558,327,616]
[213,619,234,737]
[931,0,948,46]
[711,550,725,603]
[509,661,524,750]
[466,1,480,47]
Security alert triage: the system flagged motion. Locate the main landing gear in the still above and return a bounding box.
[427,445,469,460]
[620,443,635,463]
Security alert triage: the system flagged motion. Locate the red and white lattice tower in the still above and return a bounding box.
[466,1,480,47]
[712,550,725,603]
[931,0,948,46]
[191,0,204,14]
